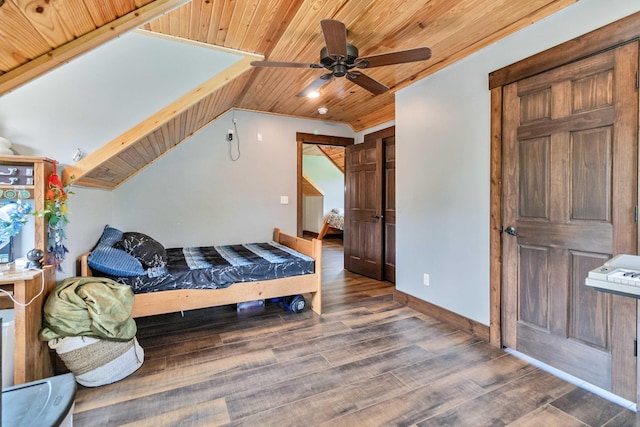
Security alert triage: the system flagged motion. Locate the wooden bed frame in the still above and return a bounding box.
[79,228,322,318]
[317,211,344,240]
[317,220,341,240]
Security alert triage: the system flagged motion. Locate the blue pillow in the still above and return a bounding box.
[87,245,145,277]
[96,225,123,247]
[87,225,145,277]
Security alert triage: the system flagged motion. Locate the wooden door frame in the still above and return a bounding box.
[363,126,395,144]
[488,11,640,348]
[296,132,354,237]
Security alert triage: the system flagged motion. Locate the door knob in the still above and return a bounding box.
[504,226,518,236]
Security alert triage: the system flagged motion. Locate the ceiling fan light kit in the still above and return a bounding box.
[250,19,432,97]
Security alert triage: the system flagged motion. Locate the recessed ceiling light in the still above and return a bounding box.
[307,91,320,98]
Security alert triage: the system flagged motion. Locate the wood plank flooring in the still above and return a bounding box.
[72,238,639,426]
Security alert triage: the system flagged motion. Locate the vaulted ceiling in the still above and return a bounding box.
[0,0,578,188]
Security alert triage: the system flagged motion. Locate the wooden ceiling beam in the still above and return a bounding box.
[63,53,261,188]
[0,0,190,96]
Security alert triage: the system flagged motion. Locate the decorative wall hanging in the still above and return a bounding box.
[36,161,72,270]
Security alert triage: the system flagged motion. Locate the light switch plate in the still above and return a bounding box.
[280,196,289,204]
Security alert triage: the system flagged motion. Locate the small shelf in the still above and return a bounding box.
[0,187,35,200]
[0,156,54,256]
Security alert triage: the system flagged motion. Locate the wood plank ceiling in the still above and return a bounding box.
[317,146,345,174]
[0,0,579,189]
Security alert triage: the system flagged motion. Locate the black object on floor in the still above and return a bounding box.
[271,295,306,313]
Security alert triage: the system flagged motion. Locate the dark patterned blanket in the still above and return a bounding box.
[107,241,315,294]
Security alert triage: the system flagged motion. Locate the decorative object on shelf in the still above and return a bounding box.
[0,164,34,187]
[26,248,44,269]
[0,199,32,242]
[0,189,32,200]
[0,198,32,265]
[0,239,12,266]
[35,161,72,270]
[0,137,14,155]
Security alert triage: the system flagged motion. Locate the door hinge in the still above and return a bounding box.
[636,71,639,90]
[635,205,638,223]
[635,339,637,357]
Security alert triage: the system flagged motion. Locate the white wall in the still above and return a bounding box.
[112,109,354,248]
[303,154,344,215]
[0,32,242,158]
[395,0,640,325]
[303,196,324,233]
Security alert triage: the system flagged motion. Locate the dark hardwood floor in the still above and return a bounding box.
[73,238,639,426]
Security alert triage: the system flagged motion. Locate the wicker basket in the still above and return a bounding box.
[49,336,144,387]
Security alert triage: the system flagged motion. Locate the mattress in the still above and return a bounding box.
[107,241,315,294]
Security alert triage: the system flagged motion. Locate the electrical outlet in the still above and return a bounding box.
[423,273,430,286]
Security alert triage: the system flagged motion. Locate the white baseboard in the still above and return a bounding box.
[505,348,637,412]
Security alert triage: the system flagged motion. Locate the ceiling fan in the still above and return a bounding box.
[250,19,432,96]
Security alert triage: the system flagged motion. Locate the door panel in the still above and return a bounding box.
[572,128,612,221]
[345,139,384,279]
[519,136,549,219]
[518,245,549,329]
[384,136,396,282]
[502,43,638,399]
[570,252,610,349]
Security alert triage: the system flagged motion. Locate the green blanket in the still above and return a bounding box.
[40,276,137,342]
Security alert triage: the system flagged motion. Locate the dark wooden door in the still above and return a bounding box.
[345,139,384,279]
[384,135,396,282]
[502,43,638,400]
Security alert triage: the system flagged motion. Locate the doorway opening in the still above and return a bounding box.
[296,132,354,242]
[301,143,345,240]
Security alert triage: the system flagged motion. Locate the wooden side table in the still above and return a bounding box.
[0,265,55,385]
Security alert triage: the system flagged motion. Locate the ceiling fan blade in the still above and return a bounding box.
[346,72,389,95]
[251,60,323,69]
[356,47,432,68]
[320,19,347,58]
[296,73,334,97]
